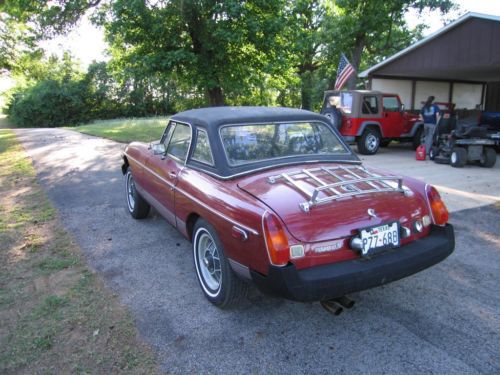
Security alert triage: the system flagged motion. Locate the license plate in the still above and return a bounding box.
[360,222,400,256]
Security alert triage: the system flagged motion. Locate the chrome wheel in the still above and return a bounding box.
[126,171,136,212]
[195,229,221,296]
[365,133,379,152]
[451,152,457,164]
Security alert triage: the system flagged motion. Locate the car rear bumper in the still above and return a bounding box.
[250,224,455,302]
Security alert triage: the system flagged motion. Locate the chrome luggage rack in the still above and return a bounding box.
[267,166,404,212]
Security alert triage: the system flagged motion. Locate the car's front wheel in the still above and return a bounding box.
[357,128,381,155]
[125,167,150,219]
[193,219,248,308]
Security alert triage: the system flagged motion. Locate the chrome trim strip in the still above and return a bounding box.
[232,226,248,241]
[124,152,259,236]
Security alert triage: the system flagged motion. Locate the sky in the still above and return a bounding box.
[405,0,500,33]
[39,0,500,69]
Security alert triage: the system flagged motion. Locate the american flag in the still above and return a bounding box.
[334,53,356,90]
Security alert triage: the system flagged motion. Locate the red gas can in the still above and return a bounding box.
[416,145,426,160]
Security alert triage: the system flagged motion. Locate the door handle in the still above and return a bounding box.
[168,171,177,178]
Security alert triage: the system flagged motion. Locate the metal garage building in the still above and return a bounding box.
[359,12,500,112]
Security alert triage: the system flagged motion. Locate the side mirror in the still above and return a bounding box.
[400,103,405,112]
[152,142,166,156]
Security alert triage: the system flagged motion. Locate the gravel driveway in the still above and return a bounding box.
[14,128,500,374]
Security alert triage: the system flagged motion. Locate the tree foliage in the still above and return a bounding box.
[2,0,458,126]
[100,0,289,106]
[327,0,456,88]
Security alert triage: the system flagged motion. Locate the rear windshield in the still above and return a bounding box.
[220,122,348,166]
[326,92,353,114]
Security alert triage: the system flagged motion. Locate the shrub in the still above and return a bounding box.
[6,78,91,127]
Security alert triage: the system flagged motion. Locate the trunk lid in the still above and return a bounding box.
[237,163,425,243]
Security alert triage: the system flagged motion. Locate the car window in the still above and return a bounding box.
[362,95,378,115]
[325,93,353,114]
[383,97,400,112]
[161,122,176,146]
[192,129,214,165]
[166,123,191,162]
[340,92,353,114]
[220,122,348,166]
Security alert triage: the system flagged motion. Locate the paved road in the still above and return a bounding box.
[14,128,500,374]
[361,143,500,212]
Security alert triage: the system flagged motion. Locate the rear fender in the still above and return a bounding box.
[356,122,383,137]
[402,122,424,137]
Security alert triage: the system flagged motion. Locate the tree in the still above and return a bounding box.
[101,0,287,106]
[328,0,455,89]
[287,0,326,110]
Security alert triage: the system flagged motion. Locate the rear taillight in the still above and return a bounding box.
[262,211,289,266]
[426,185,449,226]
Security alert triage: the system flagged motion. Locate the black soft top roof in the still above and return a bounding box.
[169,106,359,179]
[172,106,330,128]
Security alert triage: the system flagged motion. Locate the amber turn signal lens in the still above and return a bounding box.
[262,211,290,266]
[426,185,449,226]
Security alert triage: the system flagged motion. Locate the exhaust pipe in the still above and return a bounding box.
[320,300,343,316]
[335,296,355,309]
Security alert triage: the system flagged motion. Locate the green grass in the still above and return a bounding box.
[0,129,158,374]
[70,117,168,143]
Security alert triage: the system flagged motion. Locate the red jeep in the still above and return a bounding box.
[320,90,423,155]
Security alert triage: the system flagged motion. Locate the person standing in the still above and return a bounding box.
[420,96,441,154]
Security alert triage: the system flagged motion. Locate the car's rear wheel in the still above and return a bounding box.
[357,128,381,155]
[193,219,247,307]
[478,147,496,168]
[450,147,467,168]
[125,167,150,219]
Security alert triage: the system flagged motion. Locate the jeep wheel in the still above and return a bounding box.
[357,128,381,155]
[412,127,424,150]
[125,167,150,219]
[478,147,496,168]
[450,148,467,168]
[193,219,248,308]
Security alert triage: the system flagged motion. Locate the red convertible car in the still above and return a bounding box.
[122,107,454,309]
